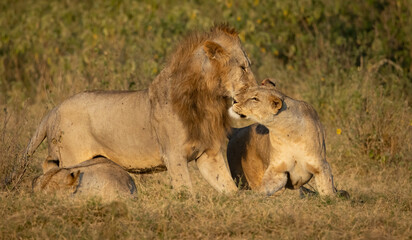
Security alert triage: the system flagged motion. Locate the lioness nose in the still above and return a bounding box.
[233,99,238,104]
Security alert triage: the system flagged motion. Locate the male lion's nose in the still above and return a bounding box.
[233,99,238,104]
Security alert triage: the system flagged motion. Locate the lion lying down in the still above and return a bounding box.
[32,157,137,200]
[227,79,349,198]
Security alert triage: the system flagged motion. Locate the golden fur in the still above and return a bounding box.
[32,157,137,200]
[227,79,349,198]
[25,24,257,194]
[169,25,252,149]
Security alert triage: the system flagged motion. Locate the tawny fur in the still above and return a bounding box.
[169,26,242,148]
[25,24,257,194]
[227,79,348,198]
[32,157,137,200]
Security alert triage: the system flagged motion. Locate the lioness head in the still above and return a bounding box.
[32,168,81,194]
[231,79,284,125]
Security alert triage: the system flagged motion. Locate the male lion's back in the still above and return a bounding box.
[39,90,162,170]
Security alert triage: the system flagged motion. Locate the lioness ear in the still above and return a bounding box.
[261,78,276,89]
[66,170,81,186]
[272,97,283,113]
[203,40,228,61]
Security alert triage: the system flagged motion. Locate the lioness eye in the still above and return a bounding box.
[252,97,259,101]
[240,65,246,71]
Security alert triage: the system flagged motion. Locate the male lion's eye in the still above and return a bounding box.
[240,65,246,71]
[252,97,259,101]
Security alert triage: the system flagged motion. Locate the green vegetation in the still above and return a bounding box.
[1,0,411,239]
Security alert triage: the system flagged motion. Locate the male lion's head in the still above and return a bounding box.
[200,26,257,97]
[230,79,284,125]
[170,24,257,98]
[169,24,258,149]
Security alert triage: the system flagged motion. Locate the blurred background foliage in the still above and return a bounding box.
[0,0,411,171]
[1,0,411,100]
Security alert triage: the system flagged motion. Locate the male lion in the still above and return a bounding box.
[25,24,257,193]
[227,79,349,198]
[32,157,137,200]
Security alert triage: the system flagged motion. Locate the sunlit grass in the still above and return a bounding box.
[1,0,411,239]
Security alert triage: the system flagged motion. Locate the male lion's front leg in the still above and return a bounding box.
[196,151,238,194]
[164,151,193,193]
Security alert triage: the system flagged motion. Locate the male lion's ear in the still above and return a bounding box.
[203,40,228,61]
[272,97,283,114]
[66,170,81,186]
[261,78,276,89]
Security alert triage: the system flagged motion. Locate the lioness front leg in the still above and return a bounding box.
[259,164,287,196]
[196,151,238,194]
[312,161,336,196]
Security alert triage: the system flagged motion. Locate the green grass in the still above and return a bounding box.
[1,0,411,239]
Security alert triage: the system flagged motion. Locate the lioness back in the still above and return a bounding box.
[32,157,137,200]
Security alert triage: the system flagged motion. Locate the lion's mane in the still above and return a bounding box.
[169,24,239,149]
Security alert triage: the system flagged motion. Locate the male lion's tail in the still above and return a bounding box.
[24,109,54,159]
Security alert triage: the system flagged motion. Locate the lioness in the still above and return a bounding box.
[25,24,257,194]
[32,157,137,200]
[227,79,348,197]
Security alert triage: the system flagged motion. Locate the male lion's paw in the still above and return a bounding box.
[336,190,350,199]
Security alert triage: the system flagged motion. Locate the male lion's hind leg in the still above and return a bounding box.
[42,156,60,172]
[196,151,238,194]
[42,140,62,173]
[259,165,287,197]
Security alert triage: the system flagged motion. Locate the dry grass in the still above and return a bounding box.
[0,106,411,239]
[0,161,411,239]
[1,85,411,240]
[1,0,411,239]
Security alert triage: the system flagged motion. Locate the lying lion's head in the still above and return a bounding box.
[231,79,284,125]
[169,24,258,148]
[32,168,81,194]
